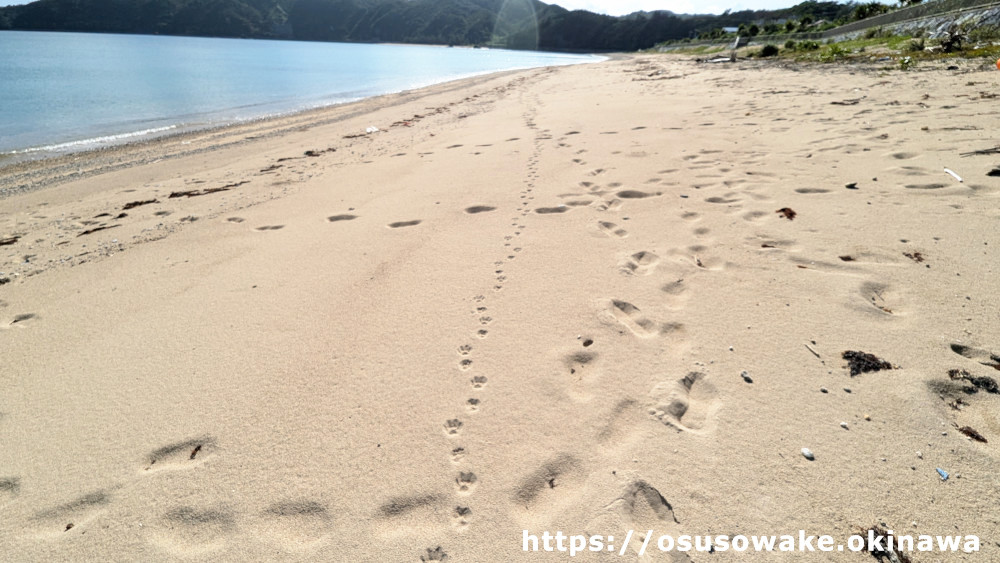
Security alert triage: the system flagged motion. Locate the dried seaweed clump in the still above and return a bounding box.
[843,351,894,376]
[948,369,999,394]
[957,425,988,443]
[863,525,912,563]
[776,207,797,220]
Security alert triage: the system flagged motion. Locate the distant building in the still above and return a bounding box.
[722,27,739,33]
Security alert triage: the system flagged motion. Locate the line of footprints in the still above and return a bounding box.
[423,105,547,561]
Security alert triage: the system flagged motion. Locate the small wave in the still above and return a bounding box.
[6,125,178,155]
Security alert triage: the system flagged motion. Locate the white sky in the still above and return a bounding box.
[0,1,798,13]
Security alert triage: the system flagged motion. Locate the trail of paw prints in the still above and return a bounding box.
[432,294,494,541]
[428,92,548,548]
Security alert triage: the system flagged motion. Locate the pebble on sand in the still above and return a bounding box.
[802,448,815,461]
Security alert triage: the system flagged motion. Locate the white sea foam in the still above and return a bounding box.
[6,125,179,156]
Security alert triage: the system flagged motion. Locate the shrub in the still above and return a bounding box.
[760,44,780,57]
[799,40,820,50]
[854,2,892,22]
[864,26,886,39]
[784,39,796,50]
[820,44,849,61]
[905,38,925,52]
[967,24,1000,43]
[940,25,967,53]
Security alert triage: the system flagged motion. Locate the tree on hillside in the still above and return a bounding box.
[853,1,892,21]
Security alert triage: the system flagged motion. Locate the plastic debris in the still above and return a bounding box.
[936,468,949,481]
[943,168,963,182]
[366,126,380,134]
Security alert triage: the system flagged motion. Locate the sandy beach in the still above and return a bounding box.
[1,55,998,561]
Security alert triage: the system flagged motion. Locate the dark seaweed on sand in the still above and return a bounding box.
[863,526,912,563]
[948,369,999,394]
[843,351,894,376]
[960,146,1000,157]
[0,236,19,246]
[122,199,158,210]
[77,225,120,237]
[776,207,797,220]
[957,425,988,443]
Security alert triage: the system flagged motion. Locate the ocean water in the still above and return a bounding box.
[0,31,600,159]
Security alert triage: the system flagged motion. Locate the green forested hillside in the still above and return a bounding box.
[0,0,859,51]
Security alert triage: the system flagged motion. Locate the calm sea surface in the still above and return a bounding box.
[0,31,600,159]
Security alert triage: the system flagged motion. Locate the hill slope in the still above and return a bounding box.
[0,0,857,51]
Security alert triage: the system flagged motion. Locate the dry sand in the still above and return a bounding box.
[1,56,998,561]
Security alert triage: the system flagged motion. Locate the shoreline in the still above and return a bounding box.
[0,31,605,176]
[0,65,561,200]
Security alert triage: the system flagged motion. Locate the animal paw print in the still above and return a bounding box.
[455,472,478,494]
[458,344,472,356]
[452,506,472,530]
[444,419,463,436]
[471,375,488,389]
[421,546,449,561]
